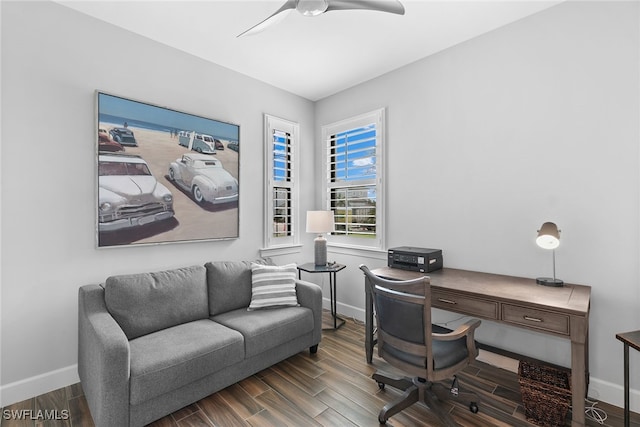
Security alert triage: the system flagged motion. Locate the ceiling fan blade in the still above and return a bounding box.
[237,0,297,38]
[326,0,405,15]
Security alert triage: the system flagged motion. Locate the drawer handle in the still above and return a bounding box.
[438,298,457,305]
[523,316,543,323]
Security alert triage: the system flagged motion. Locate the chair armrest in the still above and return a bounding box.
[78,285,131,427]
[433,319,481,359]
[433,319,481,341]
[295,279,323,343]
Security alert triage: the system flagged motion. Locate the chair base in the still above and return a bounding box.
[373,372,478,426]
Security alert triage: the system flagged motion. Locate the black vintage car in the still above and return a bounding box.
[109,127,137,146]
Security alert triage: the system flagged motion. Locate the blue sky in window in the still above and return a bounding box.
[273,131,289,181]
[333,125,376,181]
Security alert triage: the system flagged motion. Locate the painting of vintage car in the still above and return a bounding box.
[168,153,238,205]
[97,91,240,247]
[98,153,174,232]
[109,127,138,146]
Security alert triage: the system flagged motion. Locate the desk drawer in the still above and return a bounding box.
[432,290,498,320]
[502,304,569,335]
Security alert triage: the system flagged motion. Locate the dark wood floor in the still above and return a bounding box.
[2,313,638,427]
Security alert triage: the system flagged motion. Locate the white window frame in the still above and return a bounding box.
[263,114,300,250]
[321,108,385,252]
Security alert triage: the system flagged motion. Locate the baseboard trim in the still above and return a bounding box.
[588,376,640,413]
[0,364,79,407]
[325,299,365,323]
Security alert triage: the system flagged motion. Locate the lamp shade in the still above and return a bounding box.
[536,222,560,250]
[306,211,334,234]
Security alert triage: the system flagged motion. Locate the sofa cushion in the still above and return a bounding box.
[248,263,299,310]
[205,258,272,316]
[104,265,208,339]
[212,306,314,358]
[128,319,244,405]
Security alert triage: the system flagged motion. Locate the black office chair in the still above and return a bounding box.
[360,265,481,426]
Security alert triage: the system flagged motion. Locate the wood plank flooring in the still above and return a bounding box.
[2,313,638,427]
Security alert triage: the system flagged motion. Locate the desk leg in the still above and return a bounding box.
[365,277,374,363]
[624,342,630,427]
[571,340,586,427]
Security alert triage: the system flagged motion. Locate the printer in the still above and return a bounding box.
[387,246,443,273]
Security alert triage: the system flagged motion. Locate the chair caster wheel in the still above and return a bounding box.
[469,402,479,413]
[377,382,385,390]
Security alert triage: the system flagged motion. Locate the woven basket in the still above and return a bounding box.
[518,360,572,427]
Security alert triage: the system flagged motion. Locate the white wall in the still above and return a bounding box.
[2,0,640,414]
[0,1,315,405]
[316,0,640,410]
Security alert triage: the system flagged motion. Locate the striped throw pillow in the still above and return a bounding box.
[248,263,299,310]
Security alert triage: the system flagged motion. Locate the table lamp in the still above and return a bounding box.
[535,221,564,287]
[306,210,334,266]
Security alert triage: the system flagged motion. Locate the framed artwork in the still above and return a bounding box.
[96,91,240,247]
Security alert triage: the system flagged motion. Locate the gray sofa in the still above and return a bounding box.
[78,259,322,427]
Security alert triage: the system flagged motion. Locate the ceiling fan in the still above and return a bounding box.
[238,0,405,37]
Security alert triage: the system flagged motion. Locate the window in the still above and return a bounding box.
[322,108,385,250]
[264,114,299,249]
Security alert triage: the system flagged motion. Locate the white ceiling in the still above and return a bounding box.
[57,0,563,101]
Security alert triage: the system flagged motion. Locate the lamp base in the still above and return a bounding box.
[314,234,327,266]
[536,277,564,287]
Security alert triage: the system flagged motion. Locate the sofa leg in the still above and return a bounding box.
[310,344,318,354]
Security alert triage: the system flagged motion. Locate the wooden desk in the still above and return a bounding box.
[365,267,591,426]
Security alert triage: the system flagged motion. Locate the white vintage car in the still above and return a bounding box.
[168,153,238,205]
[98,153,174,232]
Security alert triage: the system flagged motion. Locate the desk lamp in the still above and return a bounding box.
[535,221,564,287]
[306,210,334,266]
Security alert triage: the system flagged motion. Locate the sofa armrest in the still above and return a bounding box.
[295,279,323,344]
[78,285,131,427]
